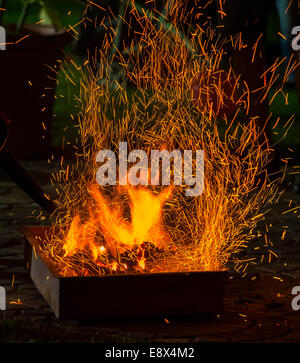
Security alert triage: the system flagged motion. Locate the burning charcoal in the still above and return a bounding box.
[136,242,162,261]
[113,242,164,273]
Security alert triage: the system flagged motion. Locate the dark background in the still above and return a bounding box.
[2,0,299,160]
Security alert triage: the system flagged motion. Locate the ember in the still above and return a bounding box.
[39,0,286,278]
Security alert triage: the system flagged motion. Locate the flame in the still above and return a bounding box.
[41,0,289,276]
[63,184,171,260]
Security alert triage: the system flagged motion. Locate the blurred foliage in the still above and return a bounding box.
[2,0,84,29]
[3,0,300,157]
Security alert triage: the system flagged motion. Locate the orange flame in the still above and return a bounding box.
[63,184,172,259]
[42,0,286,276]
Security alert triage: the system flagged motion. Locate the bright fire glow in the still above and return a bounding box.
[40,0,291,277]
[63,184,171,259]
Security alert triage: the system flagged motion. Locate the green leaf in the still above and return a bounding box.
[39,4,62,30]
[38,0,83,29]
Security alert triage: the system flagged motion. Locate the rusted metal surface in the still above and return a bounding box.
[23,226,225,320]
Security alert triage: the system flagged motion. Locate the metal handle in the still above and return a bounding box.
[0,117,55,214]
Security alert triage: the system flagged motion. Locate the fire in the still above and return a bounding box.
[63,184,171,259]
[40,0,291,277]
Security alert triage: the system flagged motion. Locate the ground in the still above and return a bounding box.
[1,0,300,344]
[0,161,300,343]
